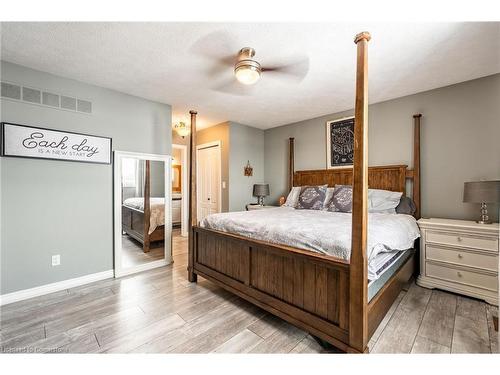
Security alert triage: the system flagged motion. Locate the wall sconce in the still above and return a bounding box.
[173,121,190,138]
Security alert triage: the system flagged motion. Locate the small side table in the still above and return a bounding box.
[246,204,278,211]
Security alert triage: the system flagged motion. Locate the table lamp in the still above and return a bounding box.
[253,184,270,205]
[463,180,500,224]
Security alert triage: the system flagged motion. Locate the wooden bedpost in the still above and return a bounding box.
[143,160,151,253]
[349,31,371,353]
[188,110,198,282]
[413,114,422,220]
[288,137,295,191]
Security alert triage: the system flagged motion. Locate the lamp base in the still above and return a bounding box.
[476,220,493,224]
[476,203,492,224]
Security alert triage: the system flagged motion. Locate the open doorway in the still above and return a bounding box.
[172,144,188,237]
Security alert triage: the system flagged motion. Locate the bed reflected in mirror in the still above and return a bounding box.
[114,152,172,276]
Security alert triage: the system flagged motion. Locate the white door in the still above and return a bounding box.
[197,143,221,223]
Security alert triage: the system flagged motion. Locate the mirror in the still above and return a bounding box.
[114,151,172,277]
[172,164,181,193]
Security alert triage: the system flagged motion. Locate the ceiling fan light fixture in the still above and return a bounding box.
[235,65,261,85]
[234,48,261,85]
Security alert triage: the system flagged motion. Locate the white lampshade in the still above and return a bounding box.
[235,65,261,85]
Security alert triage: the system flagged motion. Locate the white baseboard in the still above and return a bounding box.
[0,269,114,306]
[114,258,171,278]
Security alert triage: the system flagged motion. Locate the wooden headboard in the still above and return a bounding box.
[289,114,422,218]
[294,165,408,194]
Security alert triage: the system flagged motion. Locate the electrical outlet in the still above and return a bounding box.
[52,254,61,266]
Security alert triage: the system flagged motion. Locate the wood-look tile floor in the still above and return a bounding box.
[1,230,498,354]
[121,235,164,268]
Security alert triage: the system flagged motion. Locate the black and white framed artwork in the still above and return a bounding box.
[326,116,354,169]
[1,122,112,164]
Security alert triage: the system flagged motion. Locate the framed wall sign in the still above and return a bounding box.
[1,122,112,164]
[326,116,354,169]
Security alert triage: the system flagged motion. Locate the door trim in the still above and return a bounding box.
[196,141,222,221]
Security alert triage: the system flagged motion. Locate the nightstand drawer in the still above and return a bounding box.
[426,245,498,272]
[426,263,498,292]
[427,231,498,252]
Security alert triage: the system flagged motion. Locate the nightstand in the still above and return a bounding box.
[246,204,278,211]
[417,218,499,305]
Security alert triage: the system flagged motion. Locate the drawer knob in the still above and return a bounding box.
[457,236,462,242]
[458,253,463,259]
[457,271,463,277]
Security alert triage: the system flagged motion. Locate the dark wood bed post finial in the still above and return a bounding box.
[188,110,198,282]
[349,31,371,353]
[413,114,422,220]
[288,137,295,191]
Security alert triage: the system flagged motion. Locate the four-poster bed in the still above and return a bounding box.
[122,160,165,253]
[187,32,422,353]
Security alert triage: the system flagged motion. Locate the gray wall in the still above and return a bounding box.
[264,74,500,222]
[1,61,171,294]
[150,160,166,197]
[229,122,265,211]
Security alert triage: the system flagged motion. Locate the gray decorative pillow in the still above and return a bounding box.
[396,196,416,215]
[297,185,328,210]
[326,185,353,213]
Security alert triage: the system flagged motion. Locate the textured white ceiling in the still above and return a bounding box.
[1,22,498,129]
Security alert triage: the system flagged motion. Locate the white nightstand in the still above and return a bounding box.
[417,218,499,305]
[246,204,278,211]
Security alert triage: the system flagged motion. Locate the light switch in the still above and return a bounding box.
[222,181,226,189]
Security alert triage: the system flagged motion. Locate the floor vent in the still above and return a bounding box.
[1,81,92,114]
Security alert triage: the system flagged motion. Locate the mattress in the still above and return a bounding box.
[201,206,420,280]
[123,197,165,234]
[368,249,414,301]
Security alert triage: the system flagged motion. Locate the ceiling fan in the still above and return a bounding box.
[190,31,310,95]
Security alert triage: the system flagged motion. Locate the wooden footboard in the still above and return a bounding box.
[193,226,354,351]
[122,205,164,253]
[192,226,416,352]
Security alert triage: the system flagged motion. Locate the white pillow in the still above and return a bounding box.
[368,189,402,213]
[283,187,301,208]
[332,185,402,214]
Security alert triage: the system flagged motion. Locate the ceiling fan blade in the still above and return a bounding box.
[206,55,235,76]
[212,78,256,96]
[189,30,238,75]
[262,57,310,82]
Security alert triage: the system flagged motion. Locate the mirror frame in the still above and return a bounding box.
[113,150,172,277]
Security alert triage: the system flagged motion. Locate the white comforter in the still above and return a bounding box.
[123,197,165,234]
[201,207,420,280]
